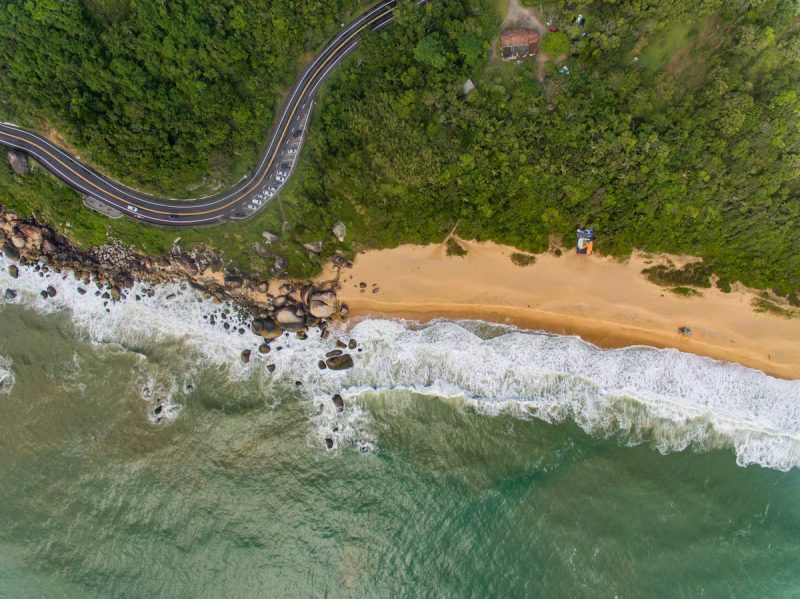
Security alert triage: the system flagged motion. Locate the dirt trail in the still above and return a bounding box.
[502,0,544,34]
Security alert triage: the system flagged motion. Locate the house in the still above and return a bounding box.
[500,28,540,61]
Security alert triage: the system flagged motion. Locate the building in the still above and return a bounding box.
[500,28,540,61]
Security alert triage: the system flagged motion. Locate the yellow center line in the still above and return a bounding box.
[1,3,398,218]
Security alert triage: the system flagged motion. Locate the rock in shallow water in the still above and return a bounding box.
[325,354,354,370]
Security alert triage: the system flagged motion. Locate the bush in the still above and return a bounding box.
[511,252,536,266]
[642,262,713,288]
[671,286,703,297]
[540,32,570,56]
[446,238,468,257]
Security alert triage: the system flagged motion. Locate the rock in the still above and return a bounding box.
[8,264,18,279]
[325,353,354,370]
[339,304,349,319]
[40,290,48,299]
[336,339,347,349]
[273,295,288,308]
[296,330,308,340]
[318,360,327,370]
[165,293,177,300]
[324,437,334,449]
[241,349,251,363]
[348,339,357,350]
[300,284,314,305]
[16,223,42,244]
[77,287,86,295]
[332,221,346,243]
[46,285,57,297]
[275,306,306,332]
[224,273,243,289]
[267,364,276,373]
[320,329,330,340]
[7,150,28,176]
[252,317,282,340]
[110,287,121,301]
[326,349,343,357]
[258,343,271,354]
[11,236,26,250]
[308,291,337,319]
[256,281,269,294]
[302,241,323,254]
[4,288,17,300]
[3,245,20,260]
[332,394,345,413]
[261,231,279,244]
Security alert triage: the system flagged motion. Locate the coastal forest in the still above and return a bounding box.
[1,0,799,294]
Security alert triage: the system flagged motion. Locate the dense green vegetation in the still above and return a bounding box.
[0,0,361,195]
[642,262,713,288]
[510,252,536,266]
[297,0,800,293]
[1,0,800,295]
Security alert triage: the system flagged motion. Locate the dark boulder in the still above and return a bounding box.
[4,288,17,300]
[252,317,282,340]
[241,349,251,364]
[325,354,354,370]
[46,285,57,297]
[8,264,18,279]
[332,394,345,413]
[258,343,271,354]
[318,360,327,370]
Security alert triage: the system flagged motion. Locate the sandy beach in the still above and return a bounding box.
[321,240,800,379]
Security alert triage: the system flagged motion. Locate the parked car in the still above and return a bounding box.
[287,148,297,155]
[280,162,290,170]
[275,175,286,182]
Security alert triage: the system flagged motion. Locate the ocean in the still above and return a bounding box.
[1,255,799,598]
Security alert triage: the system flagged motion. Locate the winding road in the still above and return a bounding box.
[0,0,422,227]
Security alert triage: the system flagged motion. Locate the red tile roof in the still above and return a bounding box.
[501,28,540,49]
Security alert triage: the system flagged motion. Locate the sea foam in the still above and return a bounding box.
[1,255,799,470]
[0,354,14,394]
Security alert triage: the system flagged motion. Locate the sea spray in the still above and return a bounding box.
[2,255,799,470]
[0,354,14,394]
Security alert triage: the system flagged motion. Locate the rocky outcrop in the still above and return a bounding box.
[7,150,29,176]
[309,290,337,318]
[332,221,346,243]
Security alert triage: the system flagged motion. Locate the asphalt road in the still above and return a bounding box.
[0,0,421,227]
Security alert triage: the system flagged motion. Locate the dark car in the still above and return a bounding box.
[281,162,290,170]
[168,214,180,220]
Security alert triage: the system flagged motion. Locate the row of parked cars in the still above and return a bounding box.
[249,145,298,209]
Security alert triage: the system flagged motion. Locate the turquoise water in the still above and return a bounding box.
[1,258,800,597]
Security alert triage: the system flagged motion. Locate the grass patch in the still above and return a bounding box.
[511,252,536,266]
[446,238,468,257]
[752,297,797,318]
[540,32,570,56]
[642,262,713,288]
[671,286,703,297]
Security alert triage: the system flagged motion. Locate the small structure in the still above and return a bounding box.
[501,28,540,61]
[576,227,594,255]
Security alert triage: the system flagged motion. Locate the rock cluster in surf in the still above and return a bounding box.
[0,205,355,370]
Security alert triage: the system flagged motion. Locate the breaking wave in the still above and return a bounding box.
[0,354,14,394]
[2,255,799,470]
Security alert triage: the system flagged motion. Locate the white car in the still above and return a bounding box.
[252,198,262,206]
[275,175,286,182]
[126,204,138,213]
[266,191,275,198]
[277,170,288,177]
[287,148,297,155]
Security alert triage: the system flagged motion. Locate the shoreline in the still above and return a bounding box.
[324,240,800,380]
